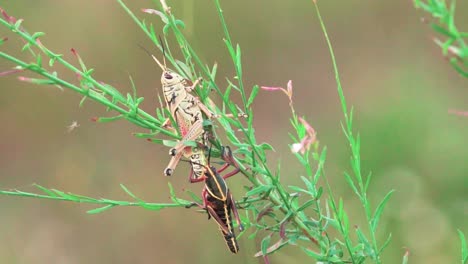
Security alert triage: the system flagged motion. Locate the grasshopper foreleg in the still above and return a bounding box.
[184,78,202,93]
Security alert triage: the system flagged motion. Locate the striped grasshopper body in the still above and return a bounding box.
[203,167,243,253]
[150,54,216,179]
[188,147,243,253]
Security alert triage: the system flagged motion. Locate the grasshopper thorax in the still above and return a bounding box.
[204,166,229,201]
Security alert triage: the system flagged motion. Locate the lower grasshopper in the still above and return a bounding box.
[186,147,244,253]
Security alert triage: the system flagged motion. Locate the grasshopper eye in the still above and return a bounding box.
[164,72,173,80]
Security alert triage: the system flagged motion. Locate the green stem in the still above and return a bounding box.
[0,17,179,139]
[0,189,186,209]
[313,2,380,263]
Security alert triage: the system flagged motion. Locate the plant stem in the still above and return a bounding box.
[312,2,380,263]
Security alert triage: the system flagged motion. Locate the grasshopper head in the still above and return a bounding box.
[149,53,187,104]
[149,54,185,86]
[161,69,185,87]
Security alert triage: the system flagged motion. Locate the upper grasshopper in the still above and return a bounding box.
[149,51,218,179]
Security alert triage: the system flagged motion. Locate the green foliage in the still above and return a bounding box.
[459,230,468,264]
[0,183,191,214]
[0,1,402,263]
[414,0,468,77]
[413,2,468,262]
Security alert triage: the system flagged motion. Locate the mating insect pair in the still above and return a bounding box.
[148,48,244,253]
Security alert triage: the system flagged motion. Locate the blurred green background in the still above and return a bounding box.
[0,1,467,263]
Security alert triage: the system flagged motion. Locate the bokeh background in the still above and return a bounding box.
[0,1,467,263]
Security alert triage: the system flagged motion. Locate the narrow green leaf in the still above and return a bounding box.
[185,190,202,204]
[235,44,242,73]
[126,93,134,105]
[246,85,259,108]
[248,230,258,240]
[300,176,315,195]
[51,189,74,200]
[133,132,159,138]
[293,152,307,166]
[316,187,323,199]
[259,142,275,152]
[296,199,316,212]
[260,235,271,256]
[36,54,42,67]
[13,19,23,29]
[163,23,170,35]
[246,185,271,196]
[379,233,393,254]
[431,23,456,38]
[149,23,157,40]
[288,185,312,195]
[342,211,349,234]
[147,138,165,145]
[210,63,218,80]
[226,78,239,92]
[355,226,370,246]
[450,60,468,78]
[162,140,177,147]
[175,60,192,80]
[364,171,372,193]
[344,172,360,198]
[313,147,327,183]
[182,140,198,148]
[21,43,31,52]
[34,184,58,197]
[174,19,185,29]
[458,229,468,264]
[87,204,116,214]
[447,0,457,32]
[338,198,344,218]
[49,57,56,67]
[223,82,232,102]
[371,189,395,232]
[140,204,166,211]
[31,31,45,40]
[168,182,176,199]
[120,184,141,201]
[302,247,323,259]
[95,115,123,123]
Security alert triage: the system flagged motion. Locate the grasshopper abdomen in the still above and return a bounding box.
[208,196,240,254]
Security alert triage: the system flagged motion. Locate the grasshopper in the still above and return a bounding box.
[148,51,219,179]
[148,47,245,180]
[186,147,244,253]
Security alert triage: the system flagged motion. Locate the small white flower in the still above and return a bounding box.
[291,143,303,153]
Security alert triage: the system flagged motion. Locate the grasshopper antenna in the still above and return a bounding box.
[158,35,167,69]
[137,43,165,71]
